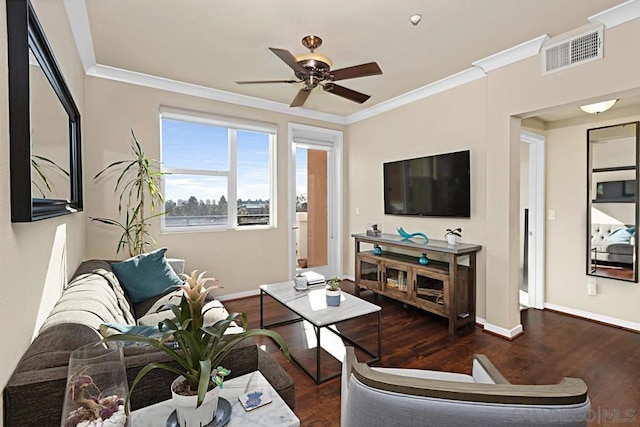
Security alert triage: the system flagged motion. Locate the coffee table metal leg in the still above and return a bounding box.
[315,324,321,384]
[378,311,382,358]
[260,290,264,328]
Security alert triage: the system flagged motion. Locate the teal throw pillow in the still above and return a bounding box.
[111,248,183,303]
[605,227,634,243]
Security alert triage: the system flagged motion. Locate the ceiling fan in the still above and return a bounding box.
[236,35,382,108]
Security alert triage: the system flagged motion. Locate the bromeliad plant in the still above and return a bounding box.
[91,130,166,257]
[103,270,290,412]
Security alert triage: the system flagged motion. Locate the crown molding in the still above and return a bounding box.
[65,0,634,126]
[87,64,347,125]
[472,34,549,73]
[62,0,96,73]
[589,0,640,28]
[345,67,485,124]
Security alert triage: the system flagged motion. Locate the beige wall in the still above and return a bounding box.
[345,79,489,318]
[546,110,640,321]
[483,18,640,331]
[84,77,344,296]
[346,18,640,331]
[0,0,86,417]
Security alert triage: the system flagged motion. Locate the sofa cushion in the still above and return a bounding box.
[70,260,136,322]
[136,290,243,333]
[40,269,135,332]
[111,248,184,303]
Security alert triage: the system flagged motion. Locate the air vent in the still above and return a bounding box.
[542,27,603,75]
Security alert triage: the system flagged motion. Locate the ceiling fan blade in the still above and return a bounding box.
[330,62,382,81]
[290,88,311,107]
[236,79,299,84]
[323,83,370,104]
[269,48,307,74]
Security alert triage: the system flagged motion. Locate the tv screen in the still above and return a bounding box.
[384,150,470,217]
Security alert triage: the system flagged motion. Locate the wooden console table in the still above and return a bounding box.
[352,233,482,334]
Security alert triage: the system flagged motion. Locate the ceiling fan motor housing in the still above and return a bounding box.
[295,55,332,87]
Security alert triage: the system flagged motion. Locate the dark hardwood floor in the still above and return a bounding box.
[224,281,640,426]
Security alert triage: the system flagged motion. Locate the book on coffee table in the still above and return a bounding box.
[239,389,272,411]
[301,271,325,285]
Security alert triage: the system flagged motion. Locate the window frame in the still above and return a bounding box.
[159,107,277,233]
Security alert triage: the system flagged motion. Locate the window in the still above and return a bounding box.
[160,109,276,231]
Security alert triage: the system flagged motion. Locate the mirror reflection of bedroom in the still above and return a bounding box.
[588,122,639,282]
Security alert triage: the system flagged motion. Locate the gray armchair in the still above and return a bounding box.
[341,347,590,427]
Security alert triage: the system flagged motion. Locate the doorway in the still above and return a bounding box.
[288,123,343,280]
[520,130,546,309]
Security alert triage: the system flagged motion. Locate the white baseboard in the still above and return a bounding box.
[544,302,640,332]
[216,289,260,302]
[483,322,524,339]
[343,274,355,282]
[476,316,486,325]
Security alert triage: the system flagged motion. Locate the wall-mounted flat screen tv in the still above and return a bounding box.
[384,150,470,217]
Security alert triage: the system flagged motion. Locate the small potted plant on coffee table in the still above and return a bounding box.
[326,276,342,307]
[445,227,462,245]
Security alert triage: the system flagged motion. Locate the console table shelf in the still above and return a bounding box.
[352,233,482,334]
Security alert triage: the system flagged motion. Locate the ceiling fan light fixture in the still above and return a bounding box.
[580,99,617,114]
[295,52,333,68]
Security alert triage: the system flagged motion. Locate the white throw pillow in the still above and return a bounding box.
[137,290,242,334]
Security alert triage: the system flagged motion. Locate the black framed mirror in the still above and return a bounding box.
[6,0,82,222]
[587,121,639,282]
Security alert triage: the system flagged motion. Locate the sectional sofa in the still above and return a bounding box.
[3,260,294,426]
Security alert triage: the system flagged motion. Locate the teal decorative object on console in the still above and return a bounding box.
[419,253,429,265]
[397,227,429,243]
[373,245,383,255]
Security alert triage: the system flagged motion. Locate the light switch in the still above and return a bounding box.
[587,277,597,295]
[355,208,360,215]
[548,210,556,220]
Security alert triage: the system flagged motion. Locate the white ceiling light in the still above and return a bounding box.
[409,14,422,26]
[579,99,617,114]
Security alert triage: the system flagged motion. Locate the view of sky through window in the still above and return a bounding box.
[162,119,270,203]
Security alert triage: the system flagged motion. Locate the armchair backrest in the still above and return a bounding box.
[341,347,590,427]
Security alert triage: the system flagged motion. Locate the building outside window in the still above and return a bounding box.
[160,108,276,231]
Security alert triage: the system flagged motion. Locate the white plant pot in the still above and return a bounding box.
[171,376,219,427]
[447,234,458,245]
[294,275,308,290]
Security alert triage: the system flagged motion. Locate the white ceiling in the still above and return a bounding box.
[84,0,625,117]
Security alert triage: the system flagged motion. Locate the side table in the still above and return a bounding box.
[131,371,299,426]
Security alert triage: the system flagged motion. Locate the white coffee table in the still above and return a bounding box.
[131,371,299,426]
[260,281,382,384]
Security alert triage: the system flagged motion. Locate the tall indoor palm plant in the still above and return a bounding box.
[91,130,166,257]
